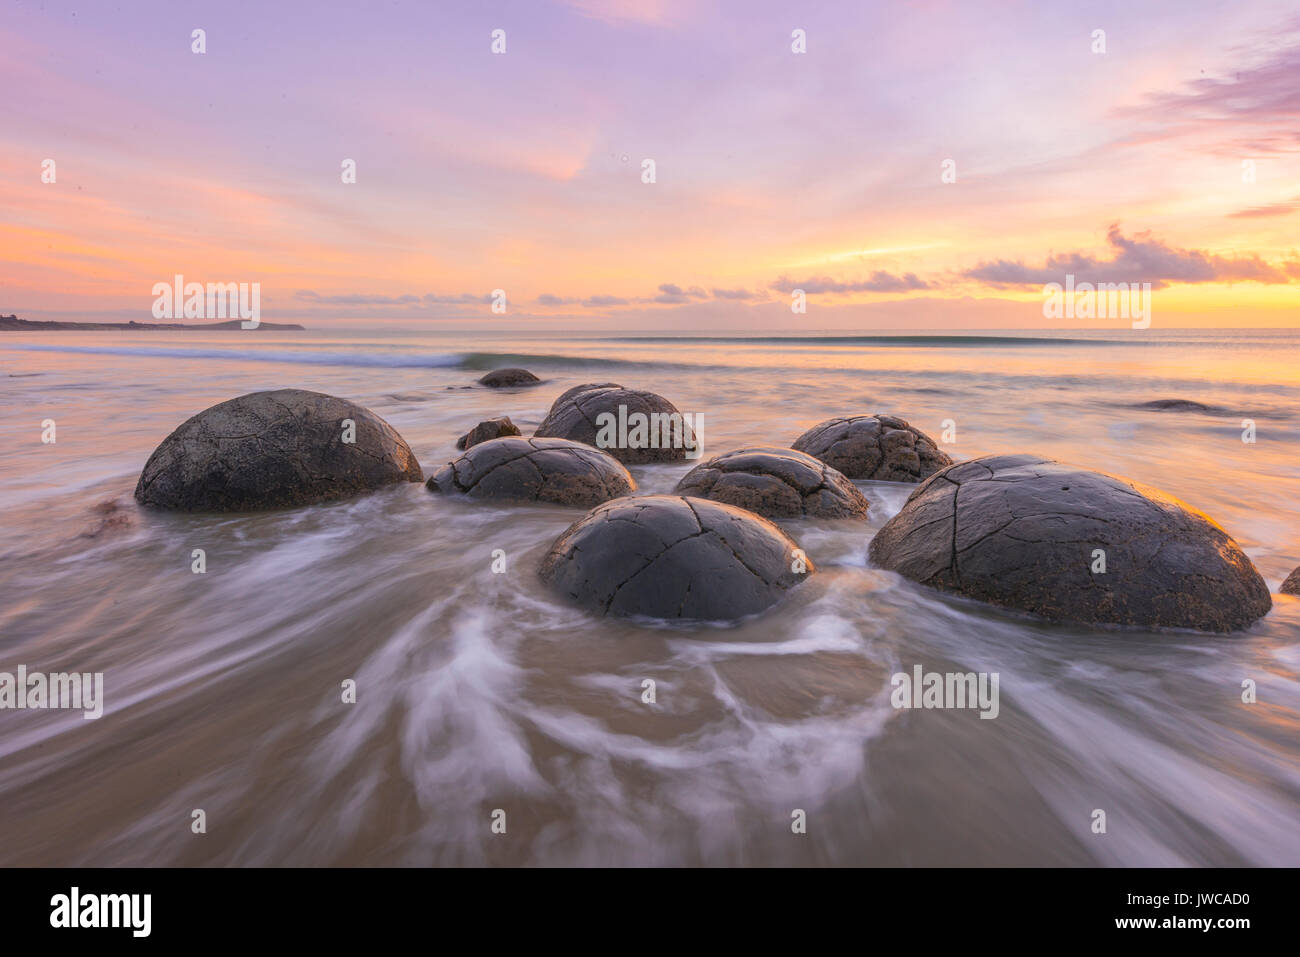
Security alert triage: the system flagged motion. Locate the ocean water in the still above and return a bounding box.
[0,326,1298,866]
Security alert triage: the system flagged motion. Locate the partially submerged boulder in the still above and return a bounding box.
[792,414,951,482]
[1282,566,1300,595]
[456,416,521,450]
[534,383,698,464]
[478,368,540,388]
[134,389,422,512]
[673,447,869,520]
[868,454,1272,632]
[1133,399,1223,414]
[427,436,634,507]
[539,494,813,621]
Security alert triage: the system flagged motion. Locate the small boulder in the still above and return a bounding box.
[792,414,952,481]
[673,446,869,520]
[535,383,697,464]
[134,389,422,512]
[456,416,521,450]
[478,368,541,388]
[1282,567,1300,595]
[427,436,634,507]
[868,454,1272,632]
[539,494,814,621]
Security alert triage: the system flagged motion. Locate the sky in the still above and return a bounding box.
[2,0,1299,330]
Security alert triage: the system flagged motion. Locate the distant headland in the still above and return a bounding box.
[0,315,305,331]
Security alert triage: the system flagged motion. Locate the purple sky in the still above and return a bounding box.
[4,0,1300,327]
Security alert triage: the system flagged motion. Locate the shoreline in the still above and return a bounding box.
[0,316,305,332]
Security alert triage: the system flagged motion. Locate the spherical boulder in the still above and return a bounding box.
[134,390,422,512]
[478,368,540,388]
[539,494,814,621]
[1282,566,1300,595]
[552,382,622,405]
[792,414,952,482]
[673,447,869,520]
[868,454,1272,632]
[534,383,697,464]
[427,436,634,507]
[456,416,521,450]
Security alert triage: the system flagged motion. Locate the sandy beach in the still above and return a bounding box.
[1,327,1297,866]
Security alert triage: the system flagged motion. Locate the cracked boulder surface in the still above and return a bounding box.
[478,367,541,388]
[673,446,869,520]
[868,453,1272,632]
[792,414,952,481]
[456,416,522,450]
[539,494,814,621]
[1283,567,1300,595]
[427,436,634,506]
[534,383,695,464]
[134,389,423,512]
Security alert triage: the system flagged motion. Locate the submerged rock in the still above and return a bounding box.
[427,436,634,507]
[1133,399,1221,414]
[1282,567,1300,595]
[792,414,951,482]
[673,446,869,520]
[868,454,1272,632]
[134,389,422,512]
[478,368,540,388]
[539,494,813,621]
[534,383,698,464]
[456,416,521,450]
[80,500,133,539]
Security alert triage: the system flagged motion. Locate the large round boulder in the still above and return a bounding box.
[539,494,814,621]
[1282,566,1300,595]
[427,436,634,507]
[792,414,952,481]
[552,382,622,405]
[868,454,1272,632]
[534,383,698,464]
[673,447,869,520]
[478,367,540,388]
[134,389,422,512]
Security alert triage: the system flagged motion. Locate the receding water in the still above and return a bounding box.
[1,327,1297,865]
